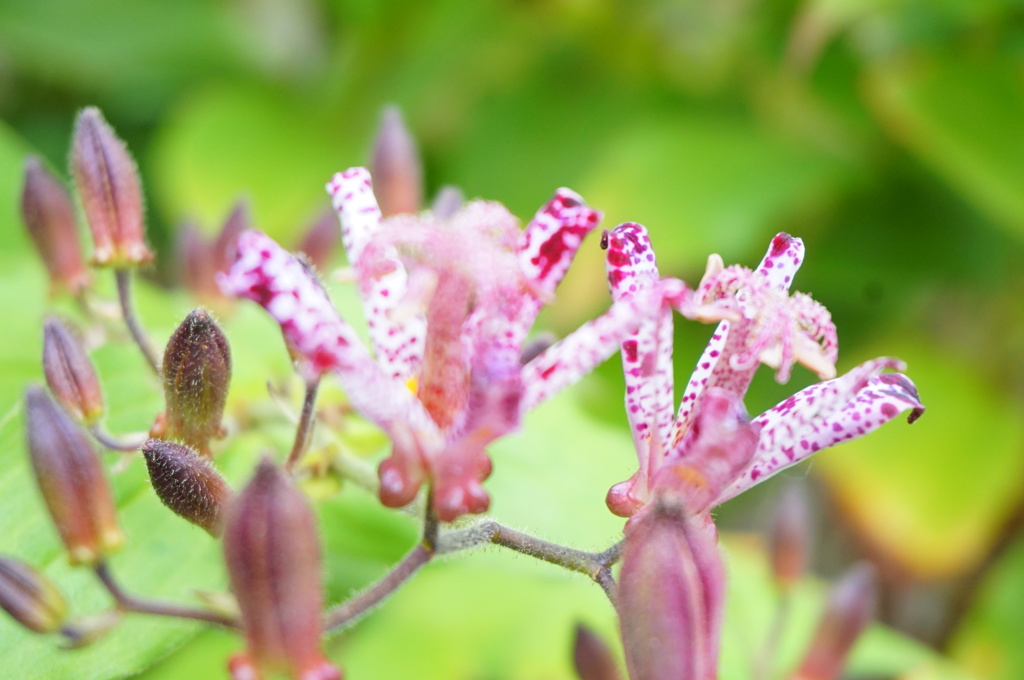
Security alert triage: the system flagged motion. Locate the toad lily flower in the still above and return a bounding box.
[604,225,924,680]
[219,168,670,521]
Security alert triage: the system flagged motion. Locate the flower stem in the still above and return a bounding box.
[88,424,144,452]
[115,270,160,375]
[285,378,320,473]
[323,496,438,632]
[94,561,239,629]
[437,521,620,602]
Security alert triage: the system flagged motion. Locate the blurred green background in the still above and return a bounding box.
[1,0,1023,678]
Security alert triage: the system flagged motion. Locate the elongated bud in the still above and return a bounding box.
[295,208,339,271]
[177,222,216,298]
[0,556,67,634]
[431,185,463,220]
[224,459,341,680]
[71,107,153,267]
[573,624,622,680]
[770,483,811,592]
[25,385,123,565]
[42,317,104,424]
[21,156,90,295]
[159,309,231,457]
[793,563,878,680]
[371,106,422,217]
[617,505,724,680]
[142,439,232,536]
[213,200,250,274]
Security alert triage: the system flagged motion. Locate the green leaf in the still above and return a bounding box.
[865,55,1024,239]
[950,535,1024,680]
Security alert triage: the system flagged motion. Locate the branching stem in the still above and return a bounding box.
[115,270,160,375]
[94,561,239,629]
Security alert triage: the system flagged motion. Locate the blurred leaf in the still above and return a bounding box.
[150,85,353,243]
[949,534,1024,680]
[816,337,1024,579]
[865,55,1024,238]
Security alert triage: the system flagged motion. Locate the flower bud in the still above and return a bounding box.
[617,505,724,680]
[371,106,422,217]
[430,185,463,220]
[295,208,339,272]
[142,439,232,536]
[20,156,90,295]
[177,222,217,299]
[42,317,104,424]
[770,482,811,592]
[212,200,250,274]
[0,556,67,634]
[224,459,340,680]
[25,385,123,565]
[71,107,152,267]
[793,563,878,680]
[159,309,231,457]
[573,624,622,680]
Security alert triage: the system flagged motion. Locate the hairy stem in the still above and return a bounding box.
[115,270,160,374]
[94,561,239,629]
[89,424,144,452]
[285,378,320,472]
[323,497,438,632]
[437,521,620,602]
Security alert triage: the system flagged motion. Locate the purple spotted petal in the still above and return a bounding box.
[519,285,663,413]
[714,357,924,505]
[604,222,675,486]
[327,167,426,379]
[755,232,805,291]
[218,230,442,453]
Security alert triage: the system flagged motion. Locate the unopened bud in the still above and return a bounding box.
[371,106,422,217]
[793,563,878,680]
[770,483,812,592]
[25,385,123,565]
[0,556,67,634]
[617,505,724,680]
[295,207,339,271]
[42,317,104,424]
[71,107,152,267]
[177,222,217,299]
[224,459,340,680]
[159,309,231,457]
[20,156,90,295]
[142,439,232,536]
[212,200,250,274]
[430,185,463,220]
[573,624,621,680]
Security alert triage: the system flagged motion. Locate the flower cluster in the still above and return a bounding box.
[602,225,924,679]
[4,105,924,680]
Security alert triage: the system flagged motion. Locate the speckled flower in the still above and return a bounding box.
[605,226,924,680]
[219,168,673,521]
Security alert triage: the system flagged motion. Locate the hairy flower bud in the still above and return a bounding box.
[770,482,812,592]
[371,106,422,217]
[573,624,622,680]
[617,504,724,680]
[71,107,152,267]
[224,459,340,680]
[42,317,104,424]
[25,385,123,565]
[142,439,232,536]
[159,309,231,457]
[793,563,878,680]
[20,156,90,295]
[0,556,67,634]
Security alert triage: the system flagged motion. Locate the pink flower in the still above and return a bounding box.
[605,225,924,680]
[219,168,668,521]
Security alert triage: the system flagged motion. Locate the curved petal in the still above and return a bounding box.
[327,167,425,379]
[714,358,925,505]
